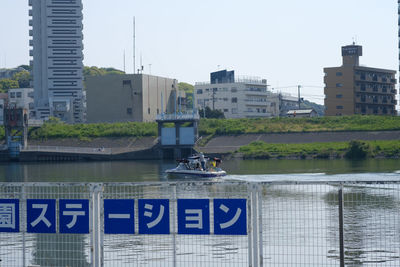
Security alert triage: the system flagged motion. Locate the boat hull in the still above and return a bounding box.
[166,169,226,178]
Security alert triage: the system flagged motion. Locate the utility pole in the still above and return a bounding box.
[298,85,301,109]
[133,16,136,74]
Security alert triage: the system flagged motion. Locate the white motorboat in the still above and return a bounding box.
[165,155,227,178]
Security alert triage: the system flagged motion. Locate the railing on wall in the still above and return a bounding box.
[1,180,400,267]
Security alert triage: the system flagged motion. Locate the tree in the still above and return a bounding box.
[0,79,19,91]
[199,106,225,119]
[178,82,194,108]
[12,70,31,88]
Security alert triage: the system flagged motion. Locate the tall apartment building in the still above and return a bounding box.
[194,70,279,118]
[324,45,397,116]
[29,0,84,123]
[85,74,178,123]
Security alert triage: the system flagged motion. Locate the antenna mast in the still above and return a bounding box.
[123,50,126,73]
[133,16,136,74]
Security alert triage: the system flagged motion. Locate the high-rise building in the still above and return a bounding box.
[324,45,397,116]
[29,0,84,123]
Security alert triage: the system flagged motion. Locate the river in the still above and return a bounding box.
[1,158,400,182]
[1,159,400,266]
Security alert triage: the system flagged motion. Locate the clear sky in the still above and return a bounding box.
[0,0,398,104]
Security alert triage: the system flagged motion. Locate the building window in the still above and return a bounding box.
[10,92,15,98]
[213,88,218,92]
[231,87,237,92]
[196,89,203,94]
[148,108,150,114]
[197,99,204,105]
[231,97,238,103]
[232,108,238,114]
[127,108,132,115]
[16,92,22,98]
[336,83,343,88]
[336,94,342,98]
[122,80,132,86]
[336,72,343,76]
[336,106,343,110]
[223,109,228,112]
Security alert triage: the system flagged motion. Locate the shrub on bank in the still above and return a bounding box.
[238,140,400,159]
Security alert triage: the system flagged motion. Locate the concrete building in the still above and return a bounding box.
[324,44,397,116]
[279,93,300,117]
[7,88,35,117]
[287,109,317,118]
[29,0,84,123]
[0,93,8,125]
[85,74,178,123]
[194,70,279,118]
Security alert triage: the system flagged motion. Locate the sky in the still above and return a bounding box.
[0,0,398,104]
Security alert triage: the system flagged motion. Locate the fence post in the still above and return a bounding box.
[248,183,253,267]
[251,183,259,267]
[338,185,345,267]
[90,184,103,267]
[21,185,26,267]
[258,185,263,267]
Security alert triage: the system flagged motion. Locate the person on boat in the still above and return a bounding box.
[199,153,206,171]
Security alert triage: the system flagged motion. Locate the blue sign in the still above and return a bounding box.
[138,199,169,234]
[0,199,19,233]
[104,199,134,234]
[178,199,209,235]
[27,199,56,233]
[214,199,247,235]
[59,199,89,234]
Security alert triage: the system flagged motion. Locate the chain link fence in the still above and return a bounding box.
[1,181,400,266]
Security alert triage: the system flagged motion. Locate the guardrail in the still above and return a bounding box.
[1,180,400,266]
[21,145,112,154]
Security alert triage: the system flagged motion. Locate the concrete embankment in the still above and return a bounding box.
[3,131,400,161]
[198,130,400,154]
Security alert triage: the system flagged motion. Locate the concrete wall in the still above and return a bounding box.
[86,74,177,123]
[324,66,355,116]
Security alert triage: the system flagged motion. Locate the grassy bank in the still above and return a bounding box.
[199,116,400,136]
[27,121,158,140]
[1,115,400,141]
[237,140,400,159]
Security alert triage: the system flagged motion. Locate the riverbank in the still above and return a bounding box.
[11,130,400,161]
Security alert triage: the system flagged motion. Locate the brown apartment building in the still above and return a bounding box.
[324,44,397,116]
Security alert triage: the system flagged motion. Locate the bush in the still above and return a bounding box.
[345,140,369,159]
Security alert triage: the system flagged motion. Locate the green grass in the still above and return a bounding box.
[238,140,400,159]
[27,121,158,140]
[1,115,400,141]
[199,116,400,136]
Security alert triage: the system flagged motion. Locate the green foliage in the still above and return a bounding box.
[301,100,324,116]
[12,70,31,88]
[238,139,400,159]
[29,122,158,140]
[345,140,369,159]
[178,82,194,108]
[0,79,19,91]
[18,65,32,71]
[199,107,225,119]
[238,141,348,159]
[83,66,125,78]
[199,116,400,136]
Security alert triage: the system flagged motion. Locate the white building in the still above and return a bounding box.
[194,70,279,118]
[8,88,35,115]
[29,0,84,123]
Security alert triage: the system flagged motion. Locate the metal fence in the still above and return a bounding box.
[1,181,400,267]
